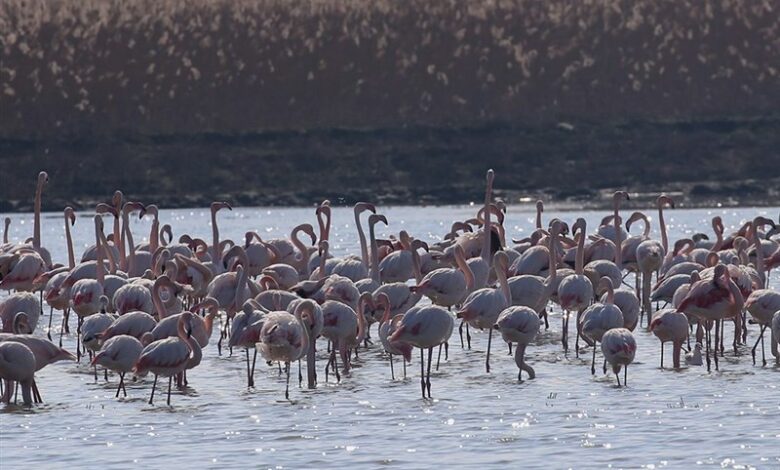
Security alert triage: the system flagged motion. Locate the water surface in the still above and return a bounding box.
[1,206,778,469]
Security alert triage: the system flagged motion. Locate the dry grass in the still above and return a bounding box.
[1,0,778,138]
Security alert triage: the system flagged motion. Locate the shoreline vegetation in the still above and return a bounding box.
[1,0,778,210]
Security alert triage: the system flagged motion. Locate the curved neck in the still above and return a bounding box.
[355,209,370,268]
[497,263,510,305]
[355,298,368,345]
[411,249,422,283]
[150,216,160,253]
[369,223,380,282]
[211,208,221,261]
[712,221,723,252]
[753,227,765,287]
[3,218,9,244]
[613,201,623,268]
[153,281,167,319]
[98,227,117,274]
[546,231,558,288]
[33,181,43,249]
[95,223,104,286]
[318,245,328,281]
[481,181,493,264]
[658,205,668,253]
[454,250,475,291]
[181,325,202,366]
[123,211,136,274]
[65,215,75,269]
[575,232,585,275]
[233,266,247,308]
[290,227,310,272]
[535,206,542,230]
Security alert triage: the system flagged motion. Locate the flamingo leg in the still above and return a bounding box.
[616,367,622,387]
[426,347,433,398]
[76,318,82,362]
[116,373,125,398]
[245,348,252,387]
[47,305,53,341]
[624,365,628,387]
[389,353,395,380]
[562,311,569,353]
[660,341,664,369]
[591,344,596,375]
[298,360,303,387]
[444,341,448,360]
[436,344,442,371]
[419,348,426,399]
[250,349,258,387]
[704,321,712,373]
[167,376,173,406]
[486,327,493,373]
[403,356,407,379]
[466,324,472,350]
[714,320,720,370]
[285,362,291,400]
[761,325,767,366]
[149,374,158,405]
[458,321,464,348]
[541,308,549,330]
[508,341,512,356]
[32,379,42,403]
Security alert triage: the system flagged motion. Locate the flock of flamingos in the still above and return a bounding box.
[1,170,779,406]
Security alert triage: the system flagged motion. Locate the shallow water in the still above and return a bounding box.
[1,205,779,469]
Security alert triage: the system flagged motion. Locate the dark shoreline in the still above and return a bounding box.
[1,117,779,213]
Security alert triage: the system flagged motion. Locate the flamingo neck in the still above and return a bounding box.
[290,227,310,272]
[613,202,622,268]
[369,224,380,282]
[33,182,42,249]
[575,232,585,275]
[153,282,167,319]
[65,216,75,269]
[657,205,668,253]
[455,250,475,291]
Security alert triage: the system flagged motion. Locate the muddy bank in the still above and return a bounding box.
[1,117,779,212]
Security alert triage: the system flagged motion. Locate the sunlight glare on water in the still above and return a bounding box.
[1,205,779,469]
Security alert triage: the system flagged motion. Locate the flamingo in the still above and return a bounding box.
[256,301,315,399]
[506,220,563,346]
[30,171,52,268]
[601,328,637,387]
[101,310,157,342]
[320,292,371,381]
[0,292,40,333]
[376,293,411,380]
[70,216,108,360]
[457,250,510,372]
[389,304,454,399]
[0,341,36,406]
[353,202,377,274]
[744,289,780,366]
[580,277,624,375]
[649,309,688,368]
[91,335,143,397]
[558,218,594,355]
[677,264,744,371]
[495,305,540,381]
[414,244,475,310]
[134,311,202,405]
[228,300,267,388]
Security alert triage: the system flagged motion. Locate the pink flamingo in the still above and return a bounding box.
[320,292,371,381]
[457,250,511,373]
[744,289,780,366]
[92,335,143,397]
[580,277,624,375]
[0,342,36,406]
[376,293,412,380]
[390,304,454,399]
[496,303,540,381]
[649,308,688,368]
[558,218,594,355]
[256,300,316,399]
[134,311,202,405]
[677,264,744,371]
[601,328,636,387]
